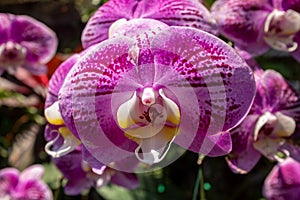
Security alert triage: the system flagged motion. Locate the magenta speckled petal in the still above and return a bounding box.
[81,0,139,48]
[45,54,80,108]
[134,0,218,35]
[59,36,139,169]
[10,14,58,64]
[263,158,300,200]
[226,115,262,174]
[211,0,271,55]
[151,27,256,155]
[82,0,217,48]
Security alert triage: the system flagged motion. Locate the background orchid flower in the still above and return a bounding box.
[211,0,300,62]
[81,0,218,49]
[227,69,300,174]
[263,157,300,200]
[0,13,58,75]
[0,164,52,200]
[59,20,256,170]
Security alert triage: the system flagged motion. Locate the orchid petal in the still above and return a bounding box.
[151,26,256,155]
[211,0,271,55]
[19,164,44,182]
[10,14,58,64]
[260,70,300,114]
[263,158,300,200]
[46,54,80,107]
[226,115,262,174]
[134,0,218,35]
[110,171,139,189]
[0,168,19,194]
[273,111,296,137]
[82,0,217,48]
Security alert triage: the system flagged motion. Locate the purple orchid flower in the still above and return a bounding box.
[211,0,300,62]
[81,0,218,49]
[226,68,300,174]
[263,157,300,200]
[0,164,52,200]
[49,17,256,169]
[0,13,58,75]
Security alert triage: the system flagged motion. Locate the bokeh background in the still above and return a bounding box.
[0,0,299,199]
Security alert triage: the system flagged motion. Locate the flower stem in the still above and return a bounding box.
[192,166,202,200]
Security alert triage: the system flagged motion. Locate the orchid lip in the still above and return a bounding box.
[264,9,300,52]
[117,87,180,164]
[254,111,296,141]
[0,41,27,68]
[135,134,176,165]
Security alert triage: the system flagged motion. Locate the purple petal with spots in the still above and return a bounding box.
[81,0,217,48]
[226,115,262,174]
[211,0,272,55]
[111,18,169,66]
[151,27,256,155]
[10,14,58,64]
[45,54,80,108]
[133,0,218,34]
[263,158,300,200]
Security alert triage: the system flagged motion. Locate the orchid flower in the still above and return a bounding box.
[263,157,300,200]
[0,164,52,200]
[52,17,256,169]
[81,0,218,49]
[0,13,58,75]
[211,0,300,62]
[226,68,300,174]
